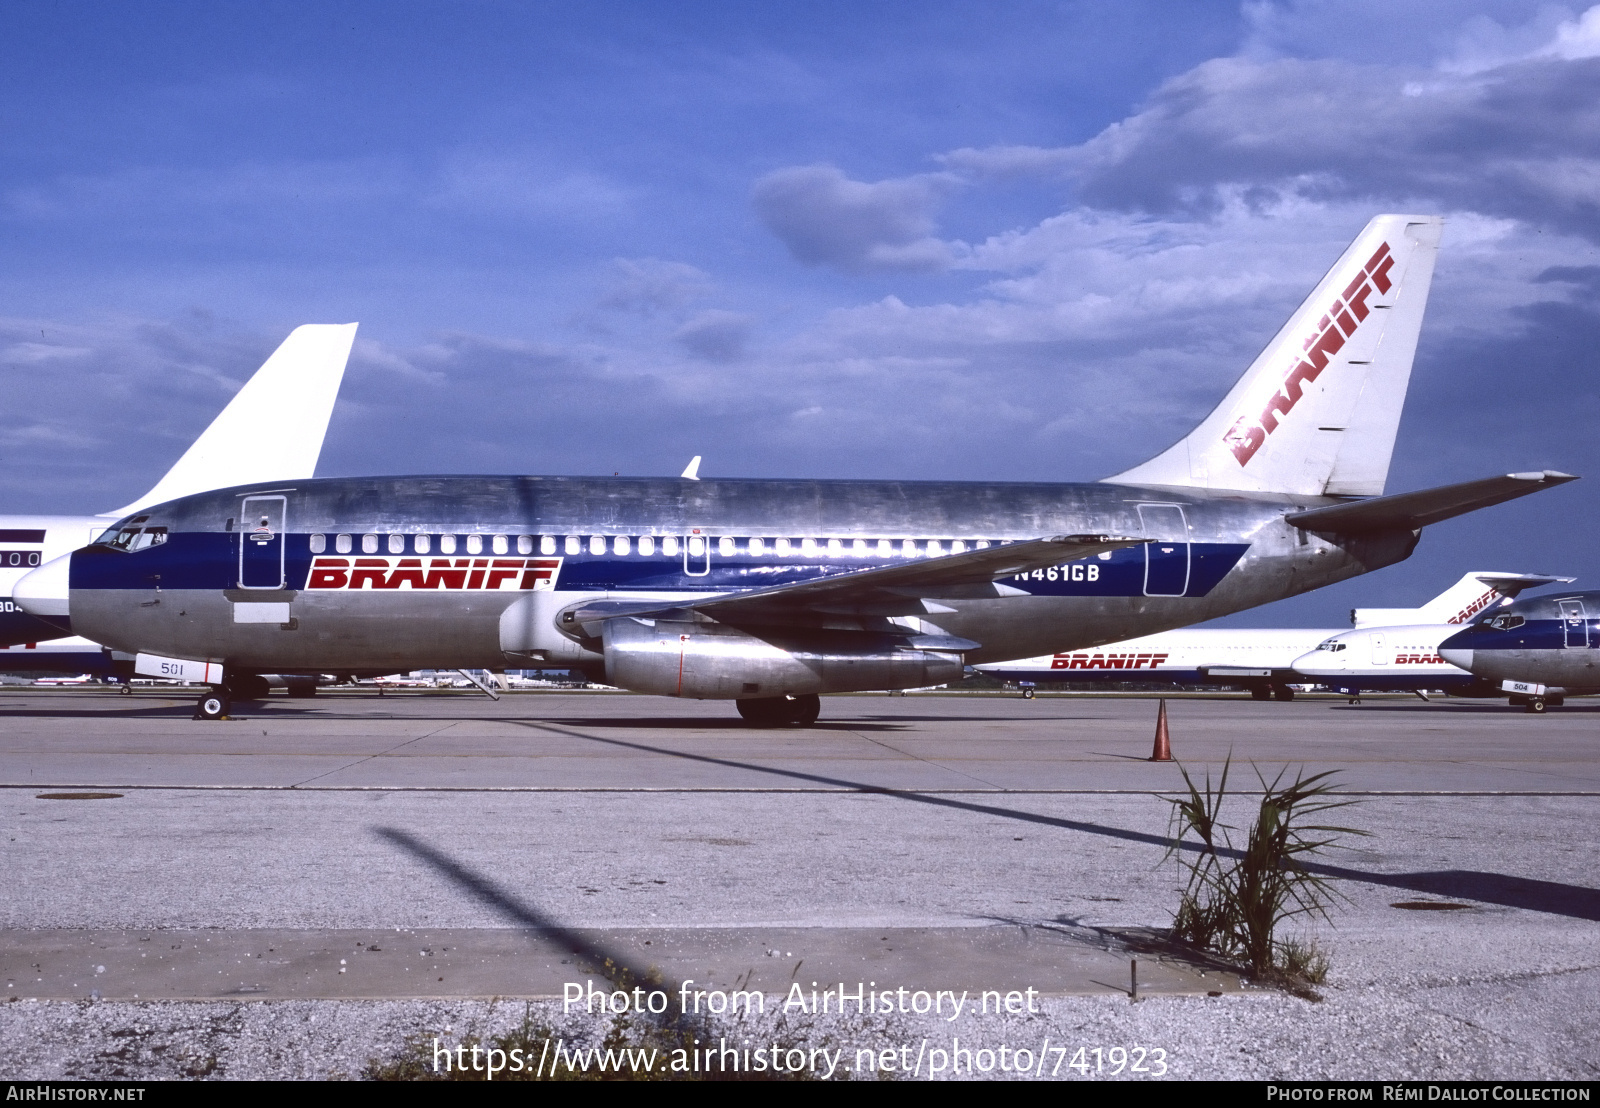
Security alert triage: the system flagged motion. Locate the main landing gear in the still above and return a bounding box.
[736,694,822,727]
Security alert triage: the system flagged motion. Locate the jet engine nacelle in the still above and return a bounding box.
[602,617,964,699]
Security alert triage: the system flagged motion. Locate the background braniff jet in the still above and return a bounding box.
[979,570,1569,701]
[20,217,1580,724]
[1440,590,1600,712]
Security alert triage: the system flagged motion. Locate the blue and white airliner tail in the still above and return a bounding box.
[0,323,357,654]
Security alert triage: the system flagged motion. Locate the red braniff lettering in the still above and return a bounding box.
[304,556,562,591]
[1226,241,1392,467]
[1050,652,1170,670]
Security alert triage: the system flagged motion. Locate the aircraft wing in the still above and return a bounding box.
[563,534,1146,634]
[1285,471,1577,534]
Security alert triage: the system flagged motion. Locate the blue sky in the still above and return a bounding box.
[3,0,1598,625]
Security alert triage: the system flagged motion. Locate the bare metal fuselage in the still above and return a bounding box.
[66,474,1417,686]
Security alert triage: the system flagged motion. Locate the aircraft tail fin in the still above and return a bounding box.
[1104,215,1442,496]
[1351,571,1576,628]
[101,323,358,518]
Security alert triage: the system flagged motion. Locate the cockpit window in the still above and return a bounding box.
[1486,614,1525,631]
[1314,639,1346,652]
[95,516,164,552]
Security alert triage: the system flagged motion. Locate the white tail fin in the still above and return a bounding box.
[1105,215,1442,496]
[102,323,358,517]
[1351,571,1573,628]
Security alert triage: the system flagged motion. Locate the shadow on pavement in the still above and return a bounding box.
[505,719,1600,923]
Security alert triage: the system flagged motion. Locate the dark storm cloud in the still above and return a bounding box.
[1062,53,1600,240]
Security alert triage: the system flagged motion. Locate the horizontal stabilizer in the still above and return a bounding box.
[562,534,1145,631]
[1287,471,1577,534]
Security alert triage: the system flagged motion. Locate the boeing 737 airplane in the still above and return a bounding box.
[977,572,1566,700]
[0,323,358,662]
[1438,590,1600,712]
[14,216,1581,723]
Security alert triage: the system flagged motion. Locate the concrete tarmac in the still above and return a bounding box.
[0,688,1595,1080]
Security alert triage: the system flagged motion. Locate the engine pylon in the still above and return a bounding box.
[1149,699,1172,762]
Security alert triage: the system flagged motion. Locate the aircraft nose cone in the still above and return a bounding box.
[1290,652,1331,676]
[15,554,71,623]
[1439,647,1473,670]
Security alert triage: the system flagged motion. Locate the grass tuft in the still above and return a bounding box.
[1165,755,1365,995]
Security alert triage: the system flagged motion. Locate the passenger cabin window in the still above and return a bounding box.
[565,535,581,555]
[775,538,791,555]
[639,535,655,556]
[440,535,458,554]
[388,534,405,554]
[493,535,508,555]
[517,536,533,555]
[540,536,556,555]
[901,539,917,557]
[877,539,892,557]
[336,534,352,554]
[853,539,868,556]
[663,536,679,556]
[362,534,379,554]
[827,539,843,556]
[800,538,817,556]
[688,536,706,556]
[589,535,605,555]
[927,540,944,556]
[615,536,631,555]
[749,537,765,556]
[309,534,326,554]
[951,540,966,554]
[415,534,431,554]
[466,535,483,555]
[719,537,735,557]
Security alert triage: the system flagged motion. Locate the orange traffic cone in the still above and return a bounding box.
[1149,698,1172,762]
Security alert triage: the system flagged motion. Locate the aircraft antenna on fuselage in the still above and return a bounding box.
[1103,215,1442,498]
[101,323,359,518]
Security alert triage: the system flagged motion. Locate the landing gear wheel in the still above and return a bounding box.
[1021,687,1035,699]
[1272,685,1295,702]
[118,684,133,696]
[1250,686,1271,701]
[787,693,821,726]
[737,693,821,727]
[195,692,231,721]
[1526,697,1547,714]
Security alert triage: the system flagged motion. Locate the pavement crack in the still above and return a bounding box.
[852,730,1003,789]
[288,723,460,788]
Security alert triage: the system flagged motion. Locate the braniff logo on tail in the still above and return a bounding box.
[1223,240,1397,467]
[1107,215,1440,498]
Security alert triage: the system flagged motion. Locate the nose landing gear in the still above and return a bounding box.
[194,691,231,720]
